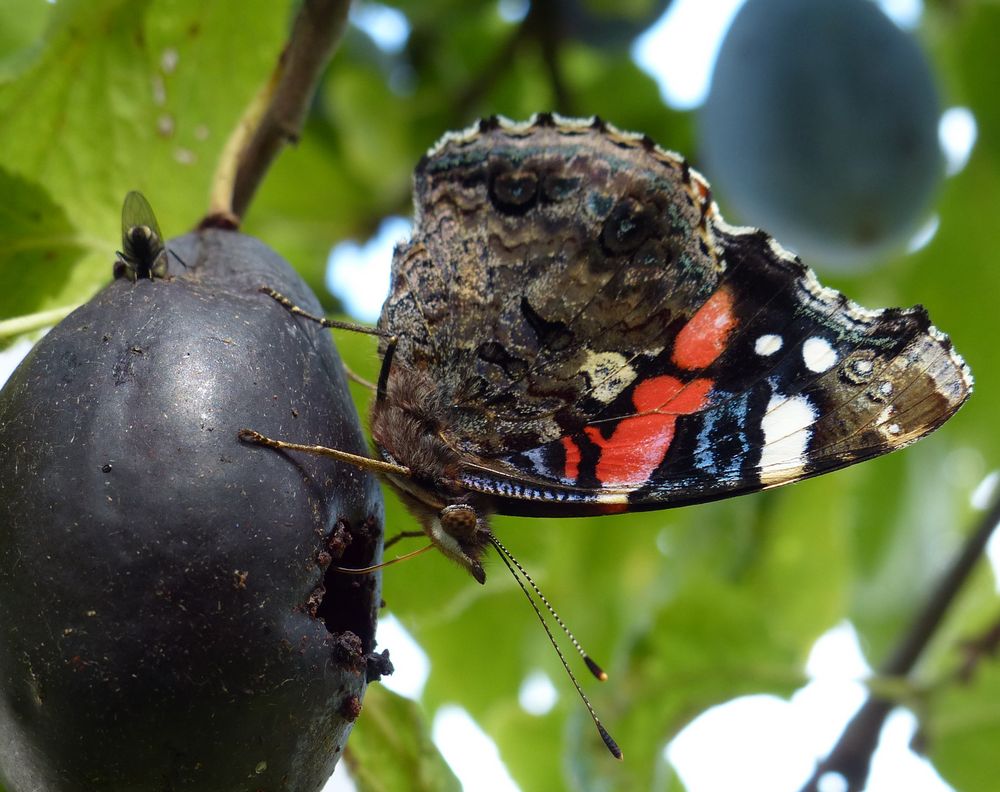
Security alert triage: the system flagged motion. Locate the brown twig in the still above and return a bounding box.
[799,492,1000,792]
[454,0,576,119]
[209,0,352,225]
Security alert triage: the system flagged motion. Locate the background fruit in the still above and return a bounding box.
[699,0,943,266]
[0,230,383,791]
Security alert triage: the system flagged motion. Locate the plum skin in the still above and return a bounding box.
[0,230,383,791]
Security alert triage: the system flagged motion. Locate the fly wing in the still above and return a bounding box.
[120,190,163,253]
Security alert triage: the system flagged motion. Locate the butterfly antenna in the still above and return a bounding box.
[490,534,608,681]
[489,535,622,760]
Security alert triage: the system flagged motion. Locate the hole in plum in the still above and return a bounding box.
[317,514,382,653]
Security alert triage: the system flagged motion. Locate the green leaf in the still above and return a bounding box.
[0,0,290,319]
[0,167,89,320]
[0,0,51,79]
[347,685,461,792]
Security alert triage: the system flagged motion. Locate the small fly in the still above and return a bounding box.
[114,191,169,282]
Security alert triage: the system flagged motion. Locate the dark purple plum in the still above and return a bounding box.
[0,230,384,791]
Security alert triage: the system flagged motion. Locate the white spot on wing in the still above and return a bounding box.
[580,350,638,403]
[803,337,837,373]
[875,404,904,441]
[760,392,817,483]
[876,404,896,427]
[755,334,783,356]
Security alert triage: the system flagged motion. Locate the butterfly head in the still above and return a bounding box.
[427,503,490,584]
[383,482,492,584]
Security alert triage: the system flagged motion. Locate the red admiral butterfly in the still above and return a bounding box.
[241,114,972,757]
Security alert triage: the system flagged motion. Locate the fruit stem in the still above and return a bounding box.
[209,0,352,224]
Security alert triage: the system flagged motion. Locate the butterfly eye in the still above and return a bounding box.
[439,503,478,541]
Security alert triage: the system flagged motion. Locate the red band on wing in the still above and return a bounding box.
[562,436,582,481]
[633,374,712,413]
[584,376,713,486]
[672,288,737,371]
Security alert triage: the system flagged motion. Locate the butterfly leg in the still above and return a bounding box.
[258,287,383,390]
[167,247,190,271]
[258,287,389,338]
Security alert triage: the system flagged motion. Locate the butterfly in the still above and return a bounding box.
[114,190,169,282]
[241,113,972,757]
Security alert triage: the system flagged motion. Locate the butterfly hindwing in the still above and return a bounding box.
[380,115,971,516]
[382,116,723,454]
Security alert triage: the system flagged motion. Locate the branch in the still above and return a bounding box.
[208,0,351,225]
[532,0,572,114]
[454,0,574,119]
[799,492,1000,792]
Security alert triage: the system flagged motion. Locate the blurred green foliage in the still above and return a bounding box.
[0,1,997,790]
[345,685,461,791]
